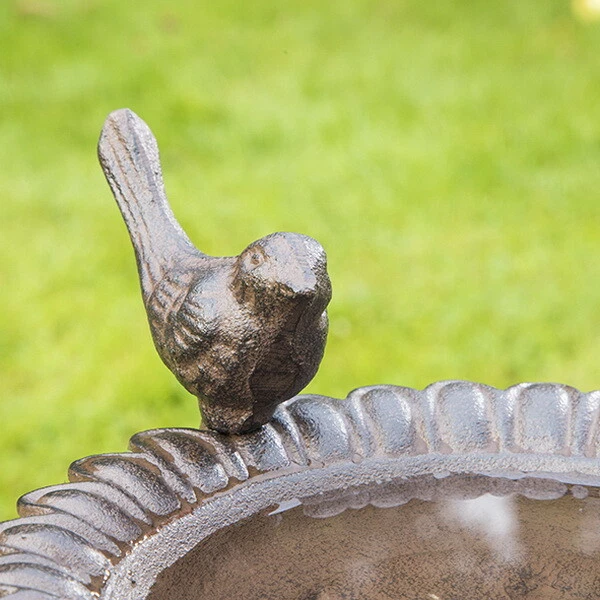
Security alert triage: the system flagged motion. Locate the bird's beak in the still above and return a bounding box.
[288,272,317,296]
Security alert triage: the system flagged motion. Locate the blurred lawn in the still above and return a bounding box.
[2,0,600,520]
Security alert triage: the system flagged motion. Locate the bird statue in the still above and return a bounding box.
[97,109,331,434]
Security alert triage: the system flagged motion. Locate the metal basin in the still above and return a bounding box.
[2,380,600,599]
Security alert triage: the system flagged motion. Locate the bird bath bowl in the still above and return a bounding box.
[4,380,600,599]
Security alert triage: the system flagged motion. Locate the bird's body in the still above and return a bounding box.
[98,109,331,433]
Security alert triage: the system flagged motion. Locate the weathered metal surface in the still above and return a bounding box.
[98,109,331,433]
[3,381,600,598]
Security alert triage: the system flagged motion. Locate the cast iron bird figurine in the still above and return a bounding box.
[97,109,331,434]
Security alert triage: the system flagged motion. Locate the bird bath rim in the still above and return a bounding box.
[2,379,600,599]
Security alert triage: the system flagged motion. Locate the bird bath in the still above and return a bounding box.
[3,381,600,599]
[2,111,600,598]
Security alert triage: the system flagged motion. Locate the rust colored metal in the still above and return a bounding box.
[4,382,600,599]
[98,109,331,433]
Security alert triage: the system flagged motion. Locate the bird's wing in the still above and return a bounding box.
[98,108,200,293]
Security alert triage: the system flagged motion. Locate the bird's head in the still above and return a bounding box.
[233,232,331,311]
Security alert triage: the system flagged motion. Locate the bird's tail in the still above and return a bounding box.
[98,109,200,297]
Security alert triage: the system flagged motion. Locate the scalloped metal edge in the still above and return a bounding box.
[2,380,600,599]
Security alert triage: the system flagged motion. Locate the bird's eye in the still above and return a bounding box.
[244,249,265,271]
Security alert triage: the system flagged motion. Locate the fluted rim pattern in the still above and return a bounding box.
[2,380,600,599]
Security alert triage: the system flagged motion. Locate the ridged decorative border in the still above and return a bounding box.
[2,380,600,599]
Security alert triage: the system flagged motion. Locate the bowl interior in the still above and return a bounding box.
[148,475,600,600]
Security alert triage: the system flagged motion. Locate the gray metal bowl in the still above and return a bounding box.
[2,380,600,599]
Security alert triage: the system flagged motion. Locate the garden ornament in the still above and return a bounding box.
[3,110,600,600]
[98,109,332,433]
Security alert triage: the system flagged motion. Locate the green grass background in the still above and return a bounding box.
[2,0,600,521]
